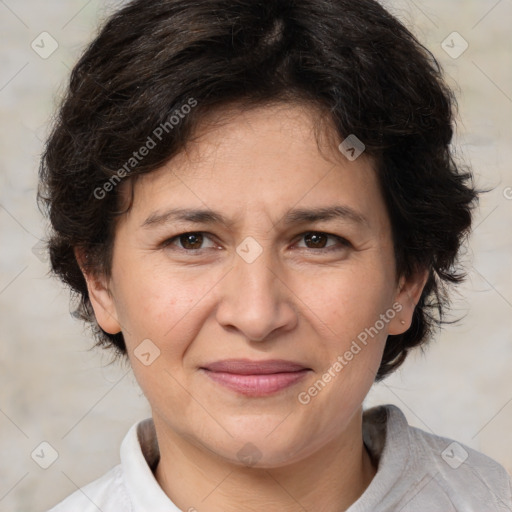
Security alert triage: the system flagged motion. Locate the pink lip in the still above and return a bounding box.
[200,359,311,397]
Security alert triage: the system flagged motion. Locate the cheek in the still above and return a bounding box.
[298,261,394,345]
[114,263,217,353]
[117,269,204,412]
[295,266,392,418]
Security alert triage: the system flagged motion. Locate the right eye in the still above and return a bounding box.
[160,232,219,252]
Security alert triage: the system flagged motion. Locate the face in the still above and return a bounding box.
[84,103,426,467]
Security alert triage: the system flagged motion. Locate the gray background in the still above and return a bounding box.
[0,1,511,510]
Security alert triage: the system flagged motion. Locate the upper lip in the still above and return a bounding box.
[201,359,310,375]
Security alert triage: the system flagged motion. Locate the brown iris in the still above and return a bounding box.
[303,232,328,249]
[179,233,204,250]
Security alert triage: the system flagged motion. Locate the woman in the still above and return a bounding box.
[39,0,512,510]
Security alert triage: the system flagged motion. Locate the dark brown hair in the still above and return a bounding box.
[38,0,479,380]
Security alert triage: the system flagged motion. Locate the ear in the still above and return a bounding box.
[388,267,429,336]
[74,248,122,335]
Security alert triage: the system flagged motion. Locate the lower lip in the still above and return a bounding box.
[202,369,310,396]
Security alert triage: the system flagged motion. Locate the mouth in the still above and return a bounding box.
[200,359,312,397]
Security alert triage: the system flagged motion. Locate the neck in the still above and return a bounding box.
[153,409,376,512]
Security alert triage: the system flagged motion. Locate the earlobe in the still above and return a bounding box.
[388,268,429,335]
[74,248,122,335]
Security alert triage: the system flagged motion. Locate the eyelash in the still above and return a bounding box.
[160,231,351,254]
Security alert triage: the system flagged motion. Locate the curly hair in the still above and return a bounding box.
[38,0,479,380]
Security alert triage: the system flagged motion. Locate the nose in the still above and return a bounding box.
[215,245,298,342]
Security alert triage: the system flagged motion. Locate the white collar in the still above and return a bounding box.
[120,419,181,511]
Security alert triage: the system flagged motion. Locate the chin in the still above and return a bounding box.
[205,422,316,468]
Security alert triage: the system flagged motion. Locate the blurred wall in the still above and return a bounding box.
[0,1,511,510]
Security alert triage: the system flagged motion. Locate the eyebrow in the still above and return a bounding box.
[141,205,370,230]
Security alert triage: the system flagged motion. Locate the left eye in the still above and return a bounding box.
[295,232,350,251]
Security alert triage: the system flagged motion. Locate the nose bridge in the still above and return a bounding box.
[235,238,276,298]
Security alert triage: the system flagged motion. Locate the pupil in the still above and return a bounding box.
[182,233,202,249]
[305,232,326,248]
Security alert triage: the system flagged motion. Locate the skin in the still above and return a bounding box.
[80,103,428,512]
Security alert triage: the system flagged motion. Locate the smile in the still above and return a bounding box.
[200,359,311,397]
[202,370,311,396]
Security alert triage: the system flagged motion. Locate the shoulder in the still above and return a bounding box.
[407,415,512,508]
[46,418,177,512]
[47,464,132,512]
[371,404,512,510]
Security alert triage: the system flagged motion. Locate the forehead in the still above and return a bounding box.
[119,103,388,232]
